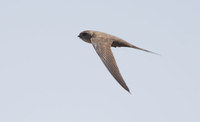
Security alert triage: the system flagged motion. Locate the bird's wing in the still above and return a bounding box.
[112,39,159,55]
[91,37,130,92]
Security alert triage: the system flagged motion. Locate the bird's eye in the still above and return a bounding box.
[81,33,87,36]
[79,32,92,39]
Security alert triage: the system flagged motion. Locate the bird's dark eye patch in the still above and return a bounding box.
[81,33,88,36]
[80,32,92,39]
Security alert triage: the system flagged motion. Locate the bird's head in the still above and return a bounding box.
[78,31,93,43]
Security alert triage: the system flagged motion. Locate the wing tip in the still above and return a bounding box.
[148,51,161,56]
[124,87,132,94]
[130,45,161,56]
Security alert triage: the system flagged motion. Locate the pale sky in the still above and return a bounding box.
[0,0,200,122]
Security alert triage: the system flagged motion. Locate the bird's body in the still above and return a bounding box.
[78,30,157,93]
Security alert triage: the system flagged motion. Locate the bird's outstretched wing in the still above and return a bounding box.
[112,39,160,55]
[91,37,130,92]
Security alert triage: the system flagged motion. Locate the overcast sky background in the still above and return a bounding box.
[0,0,200,122]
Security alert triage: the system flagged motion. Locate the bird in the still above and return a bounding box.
[78,30,158,93]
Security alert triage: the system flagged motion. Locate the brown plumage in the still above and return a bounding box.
[78,30,158,93]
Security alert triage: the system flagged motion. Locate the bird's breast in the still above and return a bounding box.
[82,38,91,43]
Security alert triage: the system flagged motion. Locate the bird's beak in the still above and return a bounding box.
[78,34,80,38]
